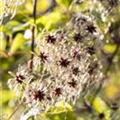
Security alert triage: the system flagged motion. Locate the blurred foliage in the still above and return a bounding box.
[0,0,120,120]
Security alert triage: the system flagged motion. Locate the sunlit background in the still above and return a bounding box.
[0,0,120,120]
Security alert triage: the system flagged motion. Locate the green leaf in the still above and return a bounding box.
[0,25,11,35]
[36,0,50,13]
[93,97,108,113]
[0,36,7,51]
[36,12,61,30]
[9,33,26,55]
[103,44,116,53]
[45,101,75,120]
[46,111,76,120]
[5,21,20,31]
[47,101,73,114]
[93,97,111,120]
[56,0,73,8]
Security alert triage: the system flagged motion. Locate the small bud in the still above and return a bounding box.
[38,52,48,63]
[33,90,45,101]
[86,24,96,34]
[99,113,105,119]
[59,58,70,67]
[54,87,62,96]
[45,34,56,44]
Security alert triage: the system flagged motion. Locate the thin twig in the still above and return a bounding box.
[29,0,37,70]
[30,1,38,119]
[8,101,24,120]
[90,45,119,104]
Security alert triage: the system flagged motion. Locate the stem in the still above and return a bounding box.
[30,0,37,70]
[8,101,23,120]
[33,0,37,21]
[30,1,38,119]
[90,45,119,104]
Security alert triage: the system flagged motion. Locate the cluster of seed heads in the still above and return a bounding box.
[94,0,120,21]
[8,13,104,114]
[99,0,120,8]
[0,0,25,24]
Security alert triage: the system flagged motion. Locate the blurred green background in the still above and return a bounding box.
[0,0,120,120]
